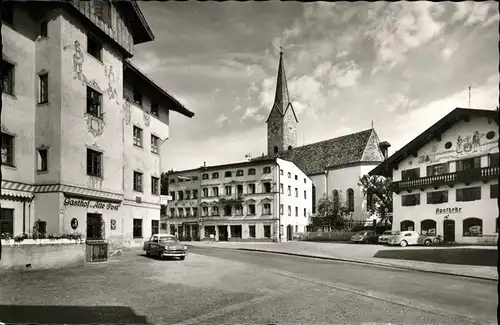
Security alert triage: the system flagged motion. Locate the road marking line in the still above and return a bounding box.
[271,270,491,325]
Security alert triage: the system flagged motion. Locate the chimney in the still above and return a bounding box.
[203,161,206,167]
[379,141,391,160]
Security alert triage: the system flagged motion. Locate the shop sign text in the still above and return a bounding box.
[435,207,462,214]
[64,198,120,211]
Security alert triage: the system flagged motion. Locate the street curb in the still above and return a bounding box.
[232,248,498,282]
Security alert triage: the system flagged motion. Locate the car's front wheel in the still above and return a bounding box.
[424,239,432,246]
[400,240,408,247]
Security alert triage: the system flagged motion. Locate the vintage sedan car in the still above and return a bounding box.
[377,230,396,244]
[143,234,187,260]
[350,230,378,244]
[417,234,443,246]
[388,231,420,247]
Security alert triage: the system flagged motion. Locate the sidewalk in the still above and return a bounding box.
[181,241,498,281]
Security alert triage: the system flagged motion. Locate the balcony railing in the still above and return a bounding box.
[219,193,244,203]
[393,166,499,192]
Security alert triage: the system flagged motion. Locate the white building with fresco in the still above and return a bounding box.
[0,1,194,249]
[370,108,498,244]
[166,158,313,242]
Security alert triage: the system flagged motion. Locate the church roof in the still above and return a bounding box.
[253,129,384,175]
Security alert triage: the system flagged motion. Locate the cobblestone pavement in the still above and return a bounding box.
[0,249,496,325]
[181,241,498,280]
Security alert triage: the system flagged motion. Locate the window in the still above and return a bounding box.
[169,178,176,184]
[133,171,143,192]
[456,187,481,202]
[177,191,184,200]
[225,186,232,195]
[288,172,291,178]
[212,187,219,196]
[151,220,159,236]
[279,204,283,215]
[230,225,242,238]
[94,0,112,27]
[400,220,415,231]
[133,218,142,238]
[0,208,14,235]
[287,186,291,196]
[304,178,307,184]
[86,149,102,177]
[346,188,354,212]
[223,205,231,216]
[212,206,219,216]
[401,168,420,181]
[237,185,243,196]
[133,88,143,106]
[304,190,307,199]
[169,208,175,217]
[456,157,481,172]
[280,183,284,194]
[288,205,291,216]
[39,20,48,38]
[248,204,256,215]
[236,169,244,176]
[294,175,298,180]
[489,153,499,167]
[426,190,448,204]
[212,172,219,179]
[295,188,298,197]
[312,185,316,213]
[133,126,143,147]
[264,225,271,238]
[193,190,198,199]
[1,133,14,166]
[295,207,298,217]
[248,184,256,194]
[235,204,243,215]
[426,163,449,176]
[224,171,232,177]
[192,176,198,181]
[263,182,271,193]
[37,148,48,172]
[463,218,483,237]
[249,225,256,238]
[304,208,306,217]
[151,177,159,195]
[202,207,208,216]
[87,35,102,61]
[263,203,271,215]
[202,173,209,180]
[491,184,498,199]
[151,135,159,154]
[86,87,102,117]
[420,219,436,235]
[2,61,14,95]
[401,193,420,206]
[169,191,175,200]
[248,168,256,175]
[274,146,278,154]
[151,103,159,117]
[38,73,48,104]
[178,208,184,217]
[280,169,283,175]
[263,166,271,174]
[202,188,208,197]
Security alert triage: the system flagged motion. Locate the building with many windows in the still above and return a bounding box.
[370,108,498,244]
[0,1,193,249]
[251,50,389,222]
[165,158,313,242]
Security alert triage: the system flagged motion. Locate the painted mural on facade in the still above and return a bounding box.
[104,64,120,105]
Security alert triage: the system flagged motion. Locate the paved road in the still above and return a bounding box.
[0,247,496,325]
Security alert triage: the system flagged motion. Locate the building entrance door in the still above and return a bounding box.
[192,225,199,241]
[218,225,228,241]
[443,220,455,243]
[287,225,293,241]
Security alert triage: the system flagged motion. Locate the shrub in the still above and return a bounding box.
[32,219,47,239]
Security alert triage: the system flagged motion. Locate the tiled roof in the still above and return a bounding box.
[254,129,383,175]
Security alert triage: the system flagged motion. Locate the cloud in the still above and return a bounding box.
[441,44,458,61]
[240,106,265,122]
[232,105,243,112]
[215,113,229,128]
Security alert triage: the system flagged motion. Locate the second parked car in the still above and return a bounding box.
[350,230,378,244]
[388,231,420,247]
[378,230,396,244]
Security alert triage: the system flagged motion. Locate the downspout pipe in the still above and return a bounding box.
[277,160,281,243]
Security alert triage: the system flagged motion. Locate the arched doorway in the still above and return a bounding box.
[420,219,436,235]
[443,219,455,243]
[400,220,415,231]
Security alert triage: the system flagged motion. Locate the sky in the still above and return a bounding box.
[130,1,499,172]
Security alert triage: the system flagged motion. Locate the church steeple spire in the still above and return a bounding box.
[273,47,290,114]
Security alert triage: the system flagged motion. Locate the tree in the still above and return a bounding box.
[358,174,393,223]
[312,193,349,229]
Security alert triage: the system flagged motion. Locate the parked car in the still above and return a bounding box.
[388,231,420,247]
[350,230,378,244]
[377,230,396,244]
[417,234,443,246]
[143,234,187,260]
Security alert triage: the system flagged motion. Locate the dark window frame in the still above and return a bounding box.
[1,133,15,166]
[346,188,355,212]
[151,176,159,195]
[263,166,271,174]
[133,171,143,192]
[462,218,483,237]
[401,193,420,206]
[401,168,420,181]
[0,208,14,235]
[456,187,481,202]
[426,163,449,176]
[491,184,498,199]
[263,225,271,238]
[248,168,256,175]
[151,103,159,117]
[86,86,102,117]
[38,73,48,104]
[456,157,481,172]
[133,88,143,107]
[151,135,159,154]
[248,204,256,215]
[224,171,232,177]
[426,190,449,204]
[2,60,15,96]
[37,148,48,172]
[133,218,143,238]
[489,153,499,167]
[39,20,48,38]
[86,148,102,177]
[87,35,103,61]
[151,220,159,236]
[212,172,219,179]
[249,225,256,238]
[133,126,143,147]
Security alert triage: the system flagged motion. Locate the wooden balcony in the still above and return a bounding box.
[393,166,499,192]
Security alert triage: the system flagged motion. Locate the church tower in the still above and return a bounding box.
[266,49,298,156]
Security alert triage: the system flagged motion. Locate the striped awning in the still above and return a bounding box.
[1,188,34,200]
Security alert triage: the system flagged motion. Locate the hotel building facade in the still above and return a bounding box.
[1,1,193,248]
[165,158,313,242]
[370,108,498,244]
